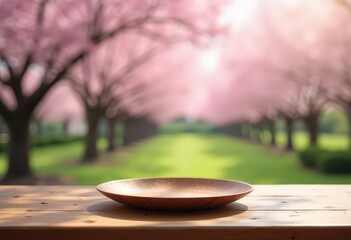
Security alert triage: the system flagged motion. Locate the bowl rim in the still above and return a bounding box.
[96,177,254,199]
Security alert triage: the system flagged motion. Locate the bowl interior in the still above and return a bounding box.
[97,178,253,198]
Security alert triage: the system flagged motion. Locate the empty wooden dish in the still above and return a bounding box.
[96,178,253,210]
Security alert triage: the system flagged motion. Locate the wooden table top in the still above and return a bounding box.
[0,185,350,240]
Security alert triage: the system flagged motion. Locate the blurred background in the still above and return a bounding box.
[1,0,351,185]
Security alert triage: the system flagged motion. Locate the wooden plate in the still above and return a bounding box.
[96,178,253,210]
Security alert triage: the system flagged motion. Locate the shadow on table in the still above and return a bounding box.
[87,201,248,222]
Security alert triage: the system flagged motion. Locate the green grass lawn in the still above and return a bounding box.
[1,133,351,185]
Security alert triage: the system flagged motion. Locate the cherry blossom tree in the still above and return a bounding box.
[323,0,351,149]
[188,0,345,149]
[67,35,169,161]
[113,42,201,145]
[0,0,218,180]
[67,1,224,161]
[263,0,345,147]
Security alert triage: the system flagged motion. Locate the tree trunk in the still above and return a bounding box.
[233,124,243,137]
[303,114,319,147]
[255,124,262,143]
[243,124,251,140]
[121,117,159,145]
[81,108,101,163]
[4,116,32,180]
[122,118,131,146]
[248,125,254,141]
[347,111,351,151]
[268,120,276,146]
[123,117,138,146]
[32,118,43,135]
[62,120,69,135]
[106,117,117,152]
[252,124,262,143]
[284,117,294,151]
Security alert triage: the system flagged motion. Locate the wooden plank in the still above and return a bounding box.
[251,184,351,197]
[0,185,350,240]
[0,186,97,197]
[0,185,350,197]
[0,210,350,227]
[0,195,350,211]
[1,227,351,240]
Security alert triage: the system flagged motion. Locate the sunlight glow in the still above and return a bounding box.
[197,48,220,72]
[219,0,257,30]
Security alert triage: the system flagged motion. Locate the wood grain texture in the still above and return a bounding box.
[0,185,350,240]
[1,228,351,240]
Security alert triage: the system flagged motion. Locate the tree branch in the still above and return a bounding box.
[0,78,11,87]
[0,97,11,122]
[26,52,85,114]
[18,0,49,83]
[109,46,166,92]
[0,53,15,80]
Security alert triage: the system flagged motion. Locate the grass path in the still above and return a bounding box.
[1,133,351,185]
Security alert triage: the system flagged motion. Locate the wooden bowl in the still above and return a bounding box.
[96,178,253,210]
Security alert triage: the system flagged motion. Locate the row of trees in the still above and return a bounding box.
[2,0,351,181]
[0,0,223,181]
[36,40,196,162]
[195,0,351,150]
